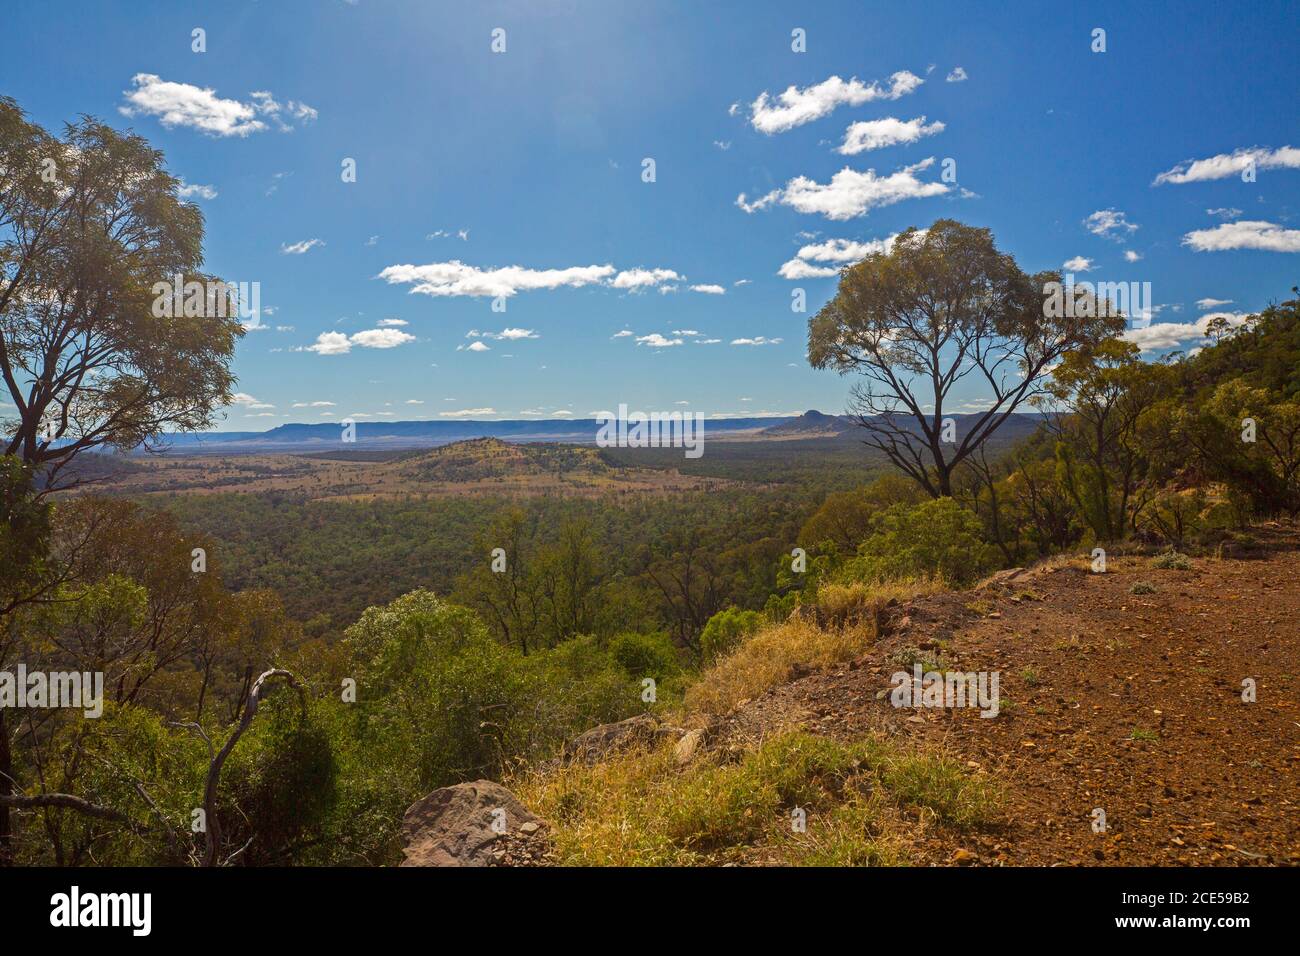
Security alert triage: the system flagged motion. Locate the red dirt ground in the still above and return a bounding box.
[715,525,1300,866]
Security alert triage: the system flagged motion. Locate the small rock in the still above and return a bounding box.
[673,729,705,766]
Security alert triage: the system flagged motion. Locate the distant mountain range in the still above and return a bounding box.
[141,410,1046,454]
[145,415,791,453]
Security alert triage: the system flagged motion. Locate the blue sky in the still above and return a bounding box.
[4,0,1298,428]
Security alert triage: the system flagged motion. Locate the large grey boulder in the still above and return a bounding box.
[400,780,544,867]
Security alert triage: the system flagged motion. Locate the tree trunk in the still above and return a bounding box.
[0,707,11,866]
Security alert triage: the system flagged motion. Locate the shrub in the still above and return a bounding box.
[699,607,765,661]
[608,631,681,681]
[1149,550,1192,571]
[839,497,999,587]
[1129,581,1156,594]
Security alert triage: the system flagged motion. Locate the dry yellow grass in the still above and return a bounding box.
[684,578,942,716]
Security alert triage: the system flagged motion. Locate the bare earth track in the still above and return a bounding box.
[715,526,1300,866]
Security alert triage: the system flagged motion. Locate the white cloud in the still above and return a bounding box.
[690,284,726,295]
[838,116,944,155]
[612,268,681,289]
[405,399,425,405]
[738,158,947,221]
[747,71,924,134]
[377,318,408,327]
[349,328,415,349]
[778,230,917,279]
[230,392,274,410]
[945,67,968,83]
[119,74,315,136]
[177,180,217,200]
[777,259,840,279]
[1182,220,1300,253]
[304,327,415,354]
[1121,311,1252,352]
[1063,256,1094,272]
[636,333,684,348]
[462,341,491,352]
[1124,250,1142,262]
[731,336,783,346]
[1083,208,1139,241]
[611,329,634,338]
[1196,297,1233,309]
[1206,207,1242,219]
[305,332,352,355]
[291,401,336,408]
[439,408,496,418]
[713,140,732,151]
[468,327,539,341]
[379,261,615,298]
[1153,146,1300,185]
[282,239,325,255]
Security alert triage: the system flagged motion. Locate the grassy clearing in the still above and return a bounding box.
[684,578,942,717]
[513,730,1001,866]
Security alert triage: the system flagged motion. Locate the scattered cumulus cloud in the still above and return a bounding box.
[177,180,217,200]
[945,67,968,83]
[1153,146,1300,185]
[379,261,615,298]
[304,327,415,355]
[731,336,783,346]
[612,268,681,290]
[1196,297,1233,309]
[737,158,947,220]
[349,328,415,349]
[1063,256,1094,272]
[779,230,918,279]
[467,327,539,340]
[1122,312,1252,352]
[1182,220,1300,253]
[1083,208,1139,241]
[282,238,324,255]
[746,71,924,134]
[837,116,944,155]
[119,74,316,136]
[636,333,683,348]
[689,284,726,294]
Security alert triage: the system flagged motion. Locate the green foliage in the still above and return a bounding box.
[1149,550,1193,571]
[608,631,681,680]
[840,497,999,586]
[699,607,765,661]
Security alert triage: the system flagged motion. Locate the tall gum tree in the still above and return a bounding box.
[807,219,1125,497]
[0,96,242,863]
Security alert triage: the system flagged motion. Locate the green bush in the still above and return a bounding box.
[699,607,765,661]
[608,631,682,679]
[839,497,999,586]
